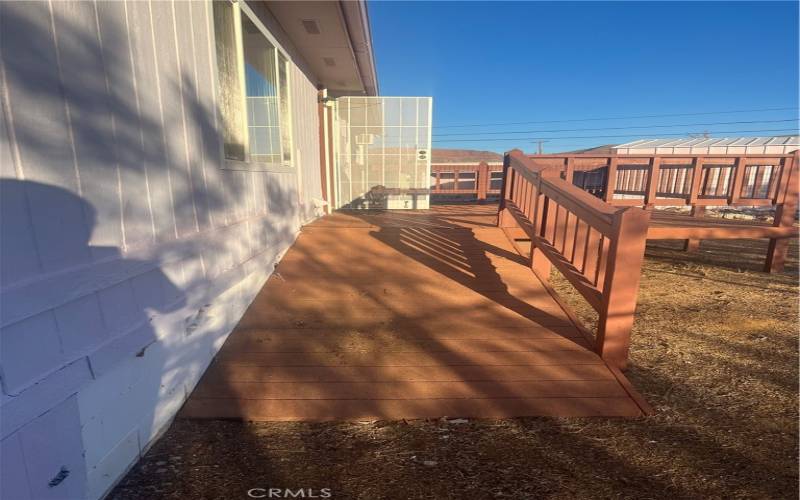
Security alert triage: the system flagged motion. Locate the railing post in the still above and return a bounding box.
[728,156,747,205]
[604,155,618,202]
[564,157,575,184]
[477,161,489,203]
[684,156,705,252]
[765,152,798,273]
[498,152,516,227]
[596,207,651,370]
[529,191,552,282]
[682,206,706,252]
[644,156,661,208]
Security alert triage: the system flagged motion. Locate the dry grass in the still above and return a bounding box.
[110,239,798,500]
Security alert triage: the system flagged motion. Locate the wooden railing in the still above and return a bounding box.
[525,152,799,271]
[498,150,650,370]
[526,153,796,208]
[430,162,504,201]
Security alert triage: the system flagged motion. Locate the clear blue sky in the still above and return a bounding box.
[368,1,800,153]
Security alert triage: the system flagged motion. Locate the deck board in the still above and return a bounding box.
[180,204,649,420]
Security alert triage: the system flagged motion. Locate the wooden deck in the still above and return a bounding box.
[180,204,650,420]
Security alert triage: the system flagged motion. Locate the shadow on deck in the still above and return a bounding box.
[180,205,650,420]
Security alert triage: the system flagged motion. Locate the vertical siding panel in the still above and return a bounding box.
[172,0,207,232]
[149,0,197,237]
[247,171,257,217]
[201,0,229,229]
[186,0,218,230]
[51,0,124,260]
[0,2,327,498]
[0,99,41,284]
[0,88,17,179]
[96,1,155,249]
[125,0,176,241]
[0,1,91,273]
[0,2,73,180]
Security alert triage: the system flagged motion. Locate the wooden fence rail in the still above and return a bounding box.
[519,152,799,272]
[430,162,504,201]
[498,150,650,370]
[527,153,796,209]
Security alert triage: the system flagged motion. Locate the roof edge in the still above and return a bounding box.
[339,0,379,96]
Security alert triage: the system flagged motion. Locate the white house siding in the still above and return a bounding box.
[0,1,322,499]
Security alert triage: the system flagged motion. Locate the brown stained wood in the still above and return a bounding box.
[219,335,593,354]
[766,153,799,272]
[688,157,704,204]
[773,158,791,204]
[201,363,619,384]
[681,205,706,252]
[181,396,643,421]
[595,236,610,291]
[648,209,799,240]
[182,204,648,420]
[596,207,650,369]
[556,206,570,253]
[582,227,602,282]
[644,157,661,206]
[228,324,584,341]
[564,157,575,183]
[572,219,589,269]
[604,156,618,201]
[531,235,603,311]
[563,211,578,262]
[217,345,605,368]
[503,151,653,370]
[728,156,747,204]
[192,380,628,400]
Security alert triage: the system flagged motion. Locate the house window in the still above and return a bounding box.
[212,0,246,161]
[213,1,292,168]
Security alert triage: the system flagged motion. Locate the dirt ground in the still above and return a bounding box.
[109,238,798,500]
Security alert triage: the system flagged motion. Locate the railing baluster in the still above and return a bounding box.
[754,165,767,199]
[564,157,575,184]
[595,236,611,290]
[728,156,747,204]
[477,161,489,201]
[583,227,601,281]
[572,219,589,269]
[563,211,578,261]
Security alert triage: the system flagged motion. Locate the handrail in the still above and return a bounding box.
[499,149,651,369]
[525,152,796,208]
[521,151,798,272]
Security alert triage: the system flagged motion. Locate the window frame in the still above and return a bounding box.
[213,0,294,172]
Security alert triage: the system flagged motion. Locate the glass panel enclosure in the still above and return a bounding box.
[335,97,432,209]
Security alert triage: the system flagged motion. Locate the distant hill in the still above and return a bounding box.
[431,149,503,163]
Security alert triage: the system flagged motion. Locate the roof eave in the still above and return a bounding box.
[338,0,379,96]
